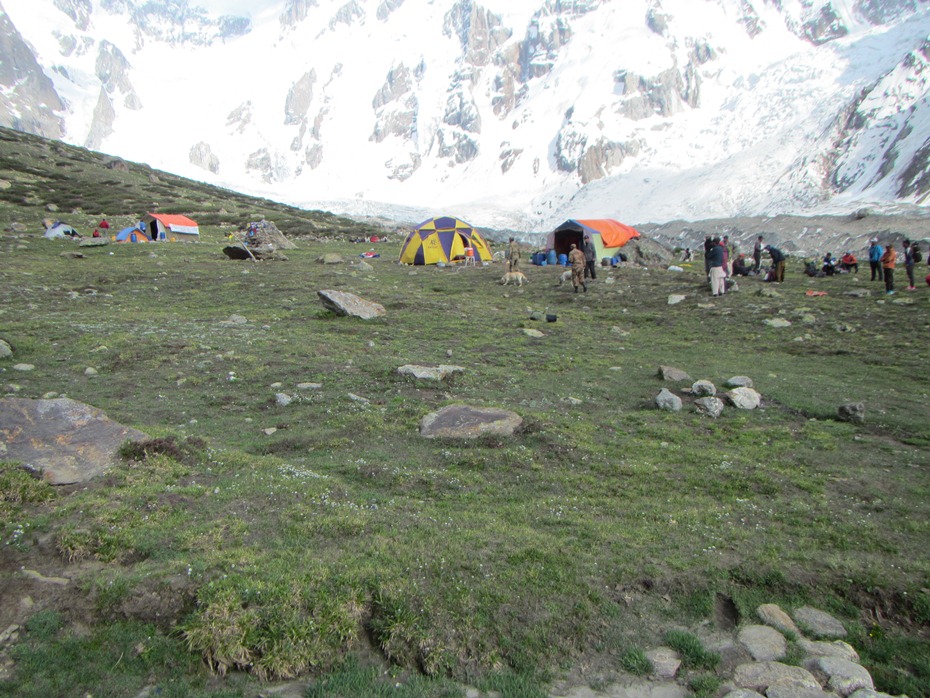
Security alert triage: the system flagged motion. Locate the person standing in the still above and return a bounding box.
[703,235,713,276]
[582,234,597,280]
[507,237,520,272]
[903,239,916,290]
[868,238,883,281]
[753,235,763,273]
[568,243,587,293]
[880,241,897,295]
[766,245,786,282]
[707,237,726,296]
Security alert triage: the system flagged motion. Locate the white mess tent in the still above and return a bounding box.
[140,213,200,242]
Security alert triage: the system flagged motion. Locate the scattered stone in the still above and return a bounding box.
[420,404,523,439]
[848,690,902,698]
[726,387,762,410]
[691,380,717,396]
[317,253,344,264]
[263,427,277,436]
[658,365,691,382]
[844,289,870,298]
[793,607,847,638]
[722,691,766,698]
[694,397,724,418]
[655,388,683,412]
[756,604,801,636]
[353,259,374,272]
[12,364,34,372]
[806,656,873,695]
[646,646,681,679]
[837,402,865,424]
[0,397,148,485]
[317,290,386,319]
[733,662,820,693]
[221,314,249,325]
[563,397,583,406]
[798,639,859,663]
[84,367,98,377]
[297,383,322,390]
[834,323,855,333]
[347,393,370,405]
[668,294,686,305]
[522,328,545,337]
[724,376,754,389]
[757,287,781,297]
[764,318,792,328]
[0,340,12,358]
[737,625,787,661]
[60,251,84,259]
[275,393,293,407]
[397,365,465,381]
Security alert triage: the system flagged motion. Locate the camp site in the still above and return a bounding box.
[2,127,929,698]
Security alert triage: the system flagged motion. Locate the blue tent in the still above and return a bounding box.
[115,224,148,243]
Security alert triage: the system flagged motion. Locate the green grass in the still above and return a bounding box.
[1,126,929,696]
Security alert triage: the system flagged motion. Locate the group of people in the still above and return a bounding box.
[703,234,785,296]
[513,235,597,293]
[868,238,925,295]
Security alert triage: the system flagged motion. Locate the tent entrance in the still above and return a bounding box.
[552,229,584,256]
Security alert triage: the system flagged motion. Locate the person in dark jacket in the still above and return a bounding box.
[582,235,597,280]
[765,245,786,283]
[707,237,726,296]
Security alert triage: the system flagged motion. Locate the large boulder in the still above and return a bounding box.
[0,398,148,485]
[317,290,386,319]
[420,405,523,439]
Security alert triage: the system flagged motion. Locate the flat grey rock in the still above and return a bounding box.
[317,289,385,319]
[756,604,801,636]
[0,397,148,485]
[420,404,522,439]
[738,625,787,661]
[733,662,820,693]
[793,606,847,638]
[397,364,465,381]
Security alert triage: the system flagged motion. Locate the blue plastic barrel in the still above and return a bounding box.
[547,249,557,265]
[558,253,568,266]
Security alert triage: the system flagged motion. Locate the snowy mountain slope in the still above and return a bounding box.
[1,0,929,231]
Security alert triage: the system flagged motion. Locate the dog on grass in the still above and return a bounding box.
[557,270,572,286]
[500,271,528,286]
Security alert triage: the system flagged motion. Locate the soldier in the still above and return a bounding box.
[568,243,587,293]
[507,237,521,272]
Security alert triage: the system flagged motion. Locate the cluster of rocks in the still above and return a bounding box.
[591,602,902,698]
[655,366,761,418]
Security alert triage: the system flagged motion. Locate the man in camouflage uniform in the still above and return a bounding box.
[568,243,587,293]
[507,237,521,271]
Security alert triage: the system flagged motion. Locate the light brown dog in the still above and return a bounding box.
[500,271,528,286]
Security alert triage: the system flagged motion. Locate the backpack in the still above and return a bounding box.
[913,246,922,264]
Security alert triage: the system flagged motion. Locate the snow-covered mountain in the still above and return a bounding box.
[1,0,929,231]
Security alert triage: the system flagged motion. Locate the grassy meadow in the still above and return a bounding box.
[1,127,929,697]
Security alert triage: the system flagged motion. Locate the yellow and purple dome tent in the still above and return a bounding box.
[399,216,493,265]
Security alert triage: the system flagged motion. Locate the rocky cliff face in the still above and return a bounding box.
[0,6,64,139]
[2,0,929,226]
[831,36,930,201]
